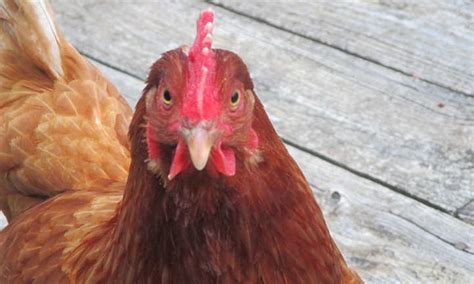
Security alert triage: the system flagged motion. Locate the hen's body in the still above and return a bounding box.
[0,0,131,220]
[1,97,359,283]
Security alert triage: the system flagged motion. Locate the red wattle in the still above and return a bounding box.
[168,139,190,180]
[211,142,236,176]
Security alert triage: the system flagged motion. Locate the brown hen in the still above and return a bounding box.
[0,1,361,283]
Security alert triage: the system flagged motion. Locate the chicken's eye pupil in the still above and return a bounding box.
[231,91,240,105]
[162,89,172,104]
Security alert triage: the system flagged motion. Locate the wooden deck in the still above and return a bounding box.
[1,1,473,283]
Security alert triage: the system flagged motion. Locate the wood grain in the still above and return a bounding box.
[209,1,474,96]
[458,200,474,225]
[288,146,474,283]
[49,0,474,219]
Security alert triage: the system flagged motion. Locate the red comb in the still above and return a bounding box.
[184,9,217,121]
[189,9,214,63]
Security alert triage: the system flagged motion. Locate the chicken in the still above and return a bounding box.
[0,1,362,283]
[0,0,132,221]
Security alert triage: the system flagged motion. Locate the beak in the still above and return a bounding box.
[185,126,215,171]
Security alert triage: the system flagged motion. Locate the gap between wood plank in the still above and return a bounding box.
[282,138,458,217]
[388,210,473,255]
[207,1,474,99]
[455,198,474,217]
[83,52,143,81]
[81,51,465,225]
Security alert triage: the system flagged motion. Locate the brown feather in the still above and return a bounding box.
[0,0,132,220]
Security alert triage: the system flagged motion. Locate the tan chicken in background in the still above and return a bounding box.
[0,0,132,221]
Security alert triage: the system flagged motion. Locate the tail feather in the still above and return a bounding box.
[0,0,63,79]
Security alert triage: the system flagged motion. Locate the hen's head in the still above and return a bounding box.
[144,10,259,180]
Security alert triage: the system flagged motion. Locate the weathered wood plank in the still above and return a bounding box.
[1,48,473,284]
[50,1,474,219]
[287,146,474,283]
[458,200,474,225]
[209,1,474,96]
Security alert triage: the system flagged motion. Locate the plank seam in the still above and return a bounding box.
[207,1,474,98]
[81,52,143,81]
[281,138,461,218]
[455,198,474,218]
[388,210,473,255]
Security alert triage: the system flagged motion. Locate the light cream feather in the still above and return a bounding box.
[0,0,62,78]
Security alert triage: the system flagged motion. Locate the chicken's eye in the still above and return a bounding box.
[230,90,240,108]
[161,89,172,105]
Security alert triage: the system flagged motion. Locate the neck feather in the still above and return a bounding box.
[93,96,347,283]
